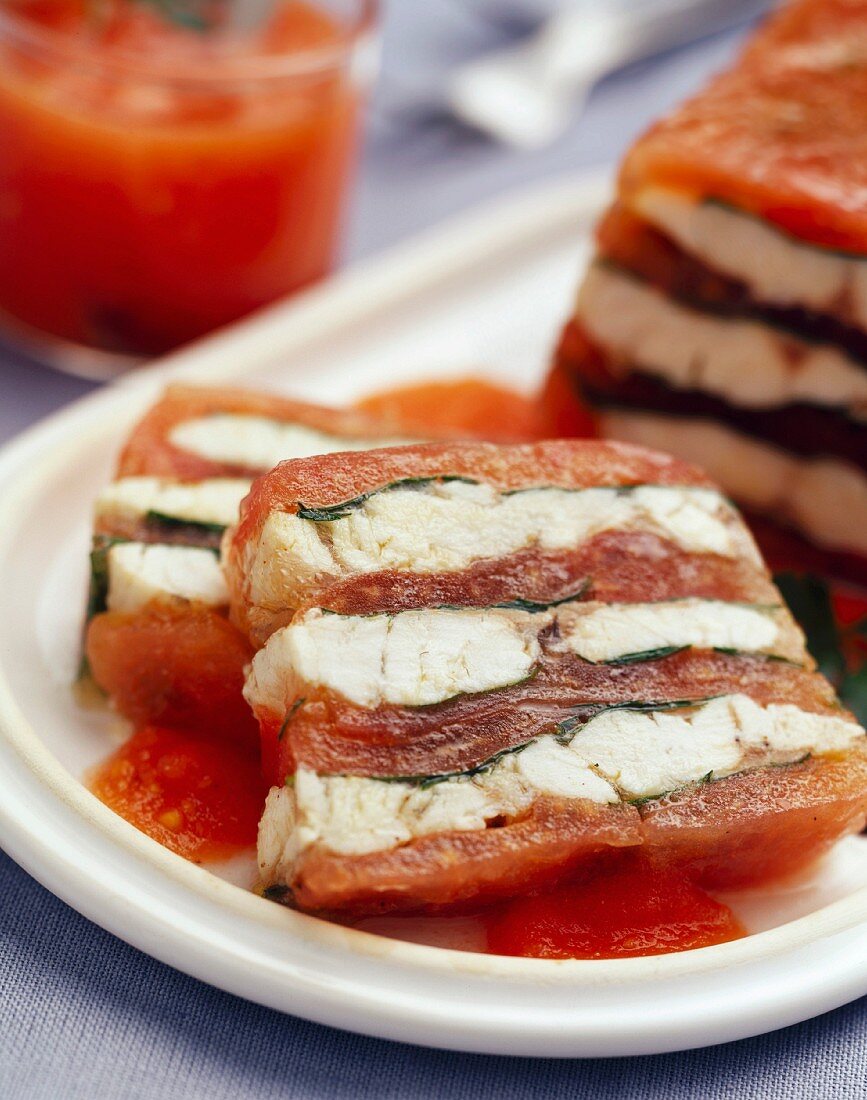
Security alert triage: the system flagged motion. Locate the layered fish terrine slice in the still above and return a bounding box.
[224,440,867,914]
[115,383,415,479]
[551,0,867,582]
[84,384,413,737]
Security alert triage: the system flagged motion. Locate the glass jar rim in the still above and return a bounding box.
[0,0,379,84]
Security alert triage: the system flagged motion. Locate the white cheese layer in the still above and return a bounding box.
[96,477,250,529]
[576,263,867,418]
[246,481,755,613]
[245,599,789,715]
[106,543,228,613]
[257,694,864,865]
[246,607,541,711]
[600,410,867,558]
[169,414,411,471]
[632,186,867,332]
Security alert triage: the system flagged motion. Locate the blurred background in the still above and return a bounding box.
[355,0,764,252]
[0,0,767,439]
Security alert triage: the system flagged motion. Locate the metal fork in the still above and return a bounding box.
[445,0,767,149]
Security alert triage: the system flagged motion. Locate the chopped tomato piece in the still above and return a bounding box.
[485,856,745,959]
[85,605,258,748]
[538,360,599,439]
[356,378,556,443]
[90,726,265,861]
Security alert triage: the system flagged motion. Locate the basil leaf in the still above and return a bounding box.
[606,645,689,665]
[841,665,867,726]
[494,579,593,613]
[262,884,292,903]
[145,510,226,535]
[85,535,130,621]
[372,740,535,790]
[296,476,478,523]
[774,572,844,681]
[554,696,716,744]
[277,698,306,742]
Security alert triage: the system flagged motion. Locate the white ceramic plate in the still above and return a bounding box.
[2,172,867,1058]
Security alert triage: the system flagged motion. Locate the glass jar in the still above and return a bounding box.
[0,0,378,373]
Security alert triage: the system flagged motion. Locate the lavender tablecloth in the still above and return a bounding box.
[2,5,865,1095]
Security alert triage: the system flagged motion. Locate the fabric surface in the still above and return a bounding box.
[2,845,866,1100]
[2,3,865,1095]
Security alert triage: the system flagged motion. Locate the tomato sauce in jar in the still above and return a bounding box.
[0,0,375,354]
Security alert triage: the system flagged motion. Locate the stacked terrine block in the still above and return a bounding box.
[223,440,867,915]
[553,0,867,582]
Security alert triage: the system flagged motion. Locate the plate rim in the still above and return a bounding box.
[2,168,867,1057]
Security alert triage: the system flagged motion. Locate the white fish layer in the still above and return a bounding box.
[558,599,782,663]
[245,606,542,712]
[600,410,867,558]
[257,694,864,865]
[632,186,867,333]
[576,262,867,417]
[169,413,412,472]
[244,481,756,614]
[245,599,791,715]
[106,542,228,613]
[96,477,251,529]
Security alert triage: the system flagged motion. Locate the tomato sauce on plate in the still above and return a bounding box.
[357,378,564,443]
[485,856,745,959]
[90,726,265,861]
[85,604,259,748]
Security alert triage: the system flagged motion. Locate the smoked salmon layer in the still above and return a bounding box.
[232,441,867,914]
[83,383,416,735]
